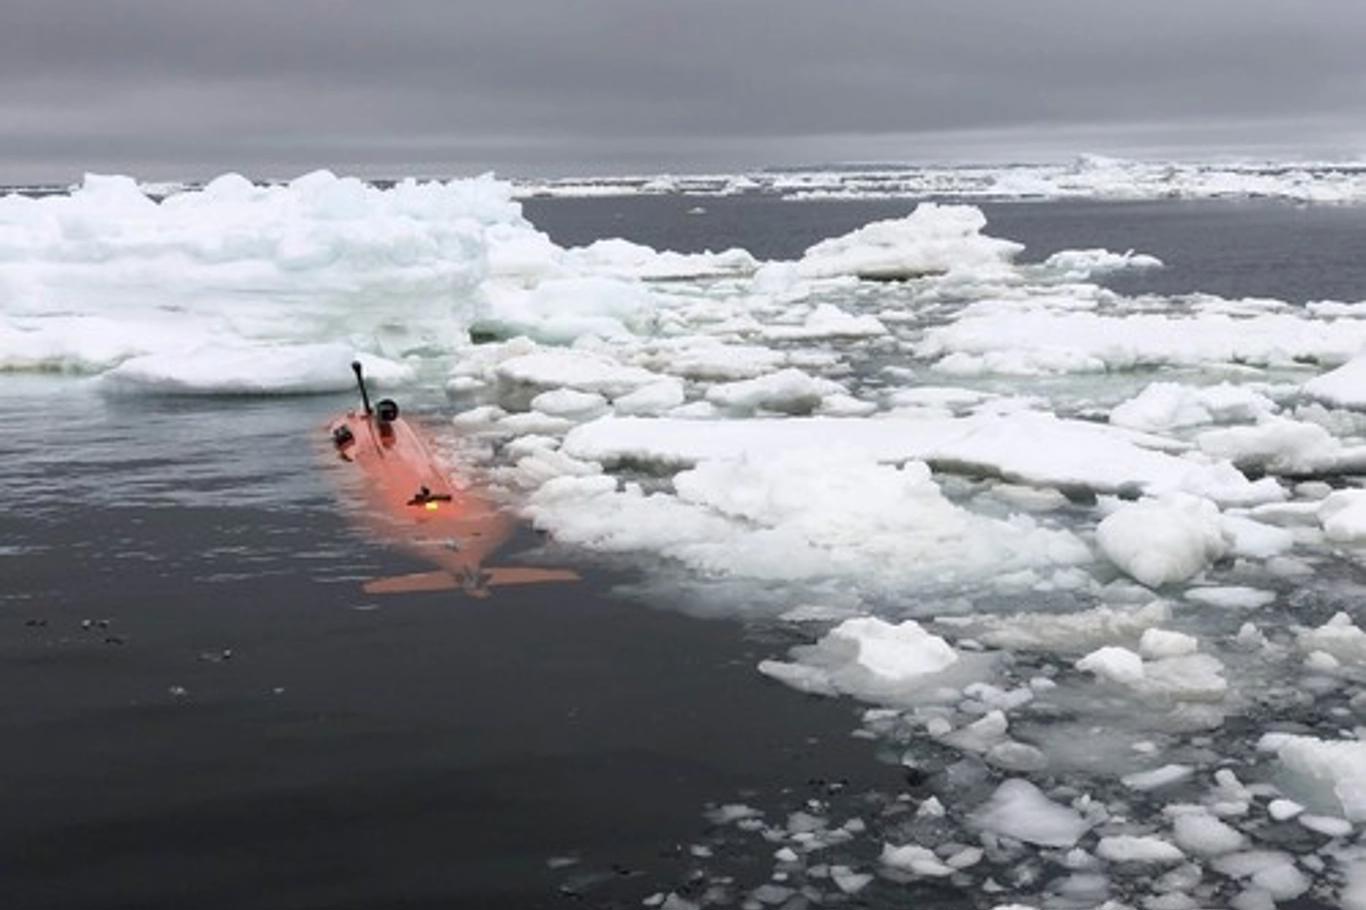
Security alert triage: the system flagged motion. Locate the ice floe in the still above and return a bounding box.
[969,779,1090,848]
[561,413,1282,505]
[1110,382,1276,433]
[1095,495,1228,588]
[526,449,1089,598]
[793,204,1021,280]
[100,344,414,395]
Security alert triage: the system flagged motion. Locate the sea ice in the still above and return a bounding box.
[1140,628,1200,659]
[528,388,609,421]
[494,349,664,397]
[795,204,1022,280]
[1,171,530,372]
[563,238,758,281]
[1096,835,1185,864]
[1185,586,1277,610]
[1258,733,1366,821]
[100,344,414,395]
[935,601,1172,653]
[1296,613,1366,665]
[1303,352,1366,410]
[759,303,887,340]
[1212,851,1310,902]
[1318,491,1366,543]
[527,447,1090,596]
[1041,248,1163,279]
[808,617,959,683]
[562,413,1280,505]
[1095,495,1229,588]
[1076,646,1147,686]
[880,843,955,876]
[1197,418,1366,476]
[476,276,658,343]
[704,368,843,415]
[612,379,685,416]
[1122,765,1194,791]
[1171,810,1246,856]
[919,309,1366,377]
[1109,382,1275,433]
[969,779,1091,847]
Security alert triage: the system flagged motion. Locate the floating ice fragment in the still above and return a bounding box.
[529,388,609,421]
[1257,733,1366,821]
[1298,814,1352,837]
[920,308,1366,377]
[1110,382,1274,433]
[1220,515,1295,559]
[1122,764,1194,791]
[986,741,1049,772]
[1303,352,1366,410]
[562,413,1279,505]
[796,203,1022,280]
[530,445,1088,596]
[613,379,685,417]
[917,796,946,818]
[496,350,664,397]
[1096,495,1229,588]
[1171,810,1246,856]
[564,238,757,280]
[1297,613,1366,665]
[476,276,658,343]
[1140,628,1200,659]
[829,866,872,894]
[969,779,1091,847]
[706,804,762,825]
[1042,248,1164,279]
[1096,835,1185,864]
[760,303,887,340]
[1318,492,1366,543]
[1305,650,1341,672]
[1077,646,1146,686]
[1212,851,1310,902]
[937,601,1171,653]
[704,368,843,415]
[1267,799,1304,821]
[1185,587,1276,610]
[880,843,955,876]
[1198,418,1366,476]
[755,659,839,697]
[100,344,415,395]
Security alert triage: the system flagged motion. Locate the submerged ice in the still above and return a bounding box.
[10,171,1366,908]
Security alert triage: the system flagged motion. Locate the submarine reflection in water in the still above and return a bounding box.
[327,362,578,597]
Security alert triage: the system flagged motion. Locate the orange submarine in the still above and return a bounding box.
[327,361,578,596]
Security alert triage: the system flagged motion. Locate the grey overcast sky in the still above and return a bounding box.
[3,0,1365,183]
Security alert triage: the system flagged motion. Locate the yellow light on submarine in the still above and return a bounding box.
[425,501,439,511]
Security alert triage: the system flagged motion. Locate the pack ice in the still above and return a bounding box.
[10,171,1366,908]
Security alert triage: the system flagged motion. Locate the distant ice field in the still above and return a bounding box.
[516,156,1366,205]
[525,193,1366,306]
[10,171,1366,908]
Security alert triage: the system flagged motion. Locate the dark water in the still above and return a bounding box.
[523,195,1366,304]
[6,195,1366,909]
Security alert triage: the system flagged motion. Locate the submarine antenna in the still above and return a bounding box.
[351,360,373,416]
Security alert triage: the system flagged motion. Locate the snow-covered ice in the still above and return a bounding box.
[1096,495,1229,588]
[793,204,1021,280]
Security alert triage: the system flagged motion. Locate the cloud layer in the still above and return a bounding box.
[4,0,1363,181]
